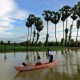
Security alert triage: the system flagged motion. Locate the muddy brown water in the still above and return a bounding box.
[0,48,80,80]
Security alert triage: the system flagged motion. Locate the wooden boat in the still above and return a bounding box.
[14,60,57,72]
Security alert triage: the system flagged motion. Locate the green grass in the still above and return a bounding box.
[0,44,66,52]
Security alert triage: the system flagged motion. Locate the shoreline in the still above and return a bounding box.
[0,45,80,53]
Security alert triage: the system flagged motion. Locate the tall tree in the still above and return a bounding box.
[26,20,32,43]
[76,20,80,42]
[50,11,60,43]
[27,14,35,43]
[59,8,66,45]
[42,10,51,44]
[35,17,43,43]
[68,6,77,45]
[32,26,36,44]
[76,2,80,19]
[74,2,80,42]
[60,6,71,45]
[32,16,37,44]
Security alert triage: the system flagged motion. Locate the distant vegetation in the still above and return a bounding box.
[0,40,80,52]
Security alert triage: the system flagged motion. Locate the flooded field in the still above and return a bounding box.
[0,48,80,80]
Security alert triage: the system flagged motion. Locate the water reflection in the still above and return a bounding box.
[0,48,80,80]
[14,67,75,80]
[4,52,7,60]
[14,52,16,58]
[14,69,45,80]
[14,49,80,80]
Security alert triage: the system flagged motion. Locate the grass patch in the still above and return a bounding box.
[0,44,67,52]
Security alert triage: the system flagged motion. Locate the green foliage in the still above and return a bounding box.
[75,2,80,18]
[50,11,60,24]
[0,41,4,44]
[42,10,51,21]
[61,38,64,46]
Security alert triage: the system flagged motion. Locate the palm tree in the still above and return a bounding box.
[32,27,36,44]
[42,10,51,44]
[31,16,36,44]
[50,11,60,43]
[32,19,37,44]
[36,26,43,43]
[35,17,43,43]
[59,8,66,45]
[60,6,71,45]
[71,6,78,25]
[27,14,35,43]
[68,6,77,44]
[76,2,80,19]
[68,25,73,45]
[26,20,32,43]
[74,2,80,42]
[76,20,80,42]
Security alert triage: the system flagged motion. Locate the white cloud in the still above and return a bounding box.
[0,0,16,28]
[0,0,29,42]
[13,10,29,20]
[0,0,16,16]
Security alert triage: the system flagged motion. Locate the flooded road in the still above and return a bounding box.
[0,48,80,80]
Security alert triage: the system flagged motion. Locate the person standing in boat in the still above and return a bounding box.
[47,49,53,63]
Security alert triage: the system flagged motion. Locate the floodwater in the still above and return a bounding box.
[0,48,80,80]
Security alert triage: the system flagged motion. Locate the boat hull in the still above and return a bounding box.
[14,60,57,72]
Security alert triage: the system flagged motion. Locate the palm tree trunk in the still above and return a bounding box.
[76,29,79,42]
[32,26,35,43]
[71,20,73,39]
[55,24,57,43]
[46,21,49,43]
[68,20,73,45]
[37,32,40,43]
[47,21,48,35]
[63,21,64,39]
[30,27,32,43]
[36,31,38,43]
[66,19,67,43]
[27,28,29,51]
[27,28,29,42]
[65,19,68,46]
[66,19,67,29]
[36,31,39,43]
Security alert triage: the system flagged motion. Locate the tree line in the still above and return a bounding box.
[25,1,80,46]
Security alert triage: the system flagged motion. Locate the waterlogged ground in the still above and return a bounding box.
[0,48,80,80]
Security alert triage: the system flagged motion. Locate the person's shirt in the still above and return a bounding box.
[36,58,42,63]
[37,59,41,63]
[21,64,23,67]
[48,51,53,55]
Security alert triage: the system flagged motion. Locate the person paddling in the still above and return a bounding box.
[47,49,53,63]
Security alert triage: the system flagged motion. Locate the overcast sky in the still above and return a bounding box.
[0,0,80,43]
